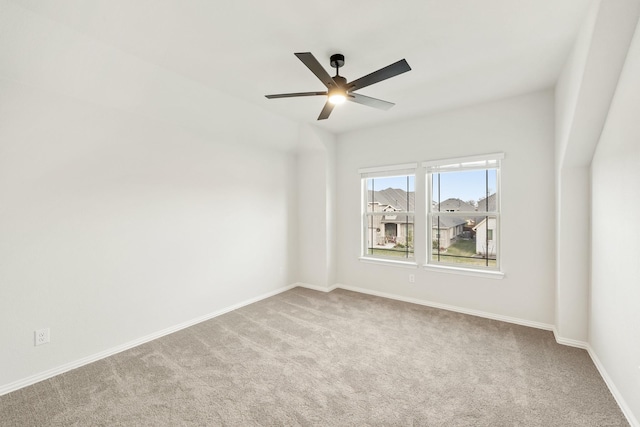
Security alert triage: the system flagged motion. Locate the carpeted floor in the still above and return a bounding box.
[0,287,629,426]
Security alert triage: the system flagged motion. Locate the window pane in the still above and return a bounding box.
[432,169,496,212]
[431,215,496,267]
[366,214,414,259]
[426,156,501,271]
[365,174,415,259]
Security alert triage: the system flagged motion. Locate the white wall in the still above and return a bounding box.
[0,79,299,389]
[296,125,337,289]
[553,0,598,343]
[0,1,301,390]
[554,0,640,344]
[554,1,640,422]
[555,0,599,172]
[591,16,640,425]
[335,91,556,325]
[555,166,591,342]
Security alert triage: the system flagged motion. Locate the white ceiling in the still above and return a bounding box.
[5,0,591,135]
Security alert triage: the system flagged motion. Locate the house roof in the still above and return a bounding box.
[468,193,498,224]
[434,198,476,212]
[368,188,415,212]
[432,216,467,229]
[381,213,413,224]
[430,195,497,229]
[476,193,497,212]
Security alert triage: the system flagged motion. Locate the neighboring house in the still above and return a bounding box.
[432,216,466,249]
[473,217,497,256]
[434,198,476,213]
[381,212,413,246]
[430,195,498,250]
[432,198,476,247]
[475,193,497,212]
[435,197,478,228]
[473,193,497,256]
[368,188,414,246]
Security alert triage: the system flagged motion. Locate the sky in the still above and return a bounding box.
[433,169,497,202]
[368,169,497,203]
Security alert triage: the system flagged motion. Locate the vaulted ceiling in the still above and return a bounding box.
[3,0,591,135]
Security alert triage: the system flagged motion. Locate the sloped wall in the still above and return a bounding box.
[554,0,640,344]
[591,16,640,425]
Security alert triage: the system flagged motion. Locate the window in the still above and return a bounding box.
[425,154,502,270]
[360,164,416,261]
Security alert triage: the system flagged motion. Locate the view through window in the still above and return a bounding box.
[360,155,502,272]
[428,158,500,269]
[364,174,415,259]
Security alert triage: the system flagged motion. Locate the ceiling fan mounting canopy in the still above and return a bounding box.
[265,52,411,120]
[329,53,345,69]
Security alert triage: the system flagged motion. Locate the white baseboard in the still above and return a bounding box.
[587,345,639,427]
[293,282,338,293]
[0,283,297,397]
[551,328,589,349]
[297,283,591,345]
[334,283,555,332]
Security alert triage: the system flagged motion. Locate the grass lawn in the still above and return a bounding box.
[432,239,496,267]
[366,239,495,266]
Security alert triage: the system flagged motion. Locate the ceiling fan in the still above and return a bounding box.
[265,52,411,120]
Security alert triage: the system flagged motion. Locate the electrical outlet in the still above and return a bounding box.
[35,328,50,346]
[409,274,415,283]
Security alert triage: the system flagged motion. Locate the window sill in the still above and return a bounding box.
[359,257,418,269]
[423,264,504,279]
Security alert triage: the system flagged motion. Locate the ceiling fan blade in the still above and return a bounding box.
[317,101,335,120]
[348,93,395,110]
[295,52,339,89]
[265,91,327,99]
[348,59,411,92]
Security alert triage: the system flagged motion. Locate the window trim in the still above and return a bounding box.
[422,153,504,170]
[423,263,504,279]
[359,256,418,268]
[359,163,418,176]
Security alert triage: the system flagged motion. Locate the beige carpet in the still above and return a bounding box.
[0,287,629,426]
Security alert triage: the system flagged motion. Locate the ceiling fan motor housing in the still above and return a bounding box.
[333,75,347,88]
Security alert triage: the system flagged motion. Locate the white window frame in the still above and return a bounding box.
[424,153,503,273]
[359,163,417,265]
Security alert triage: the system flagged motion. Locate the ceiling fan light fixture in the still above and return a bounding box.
[328,93,346,105]
[327,86,347,105]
